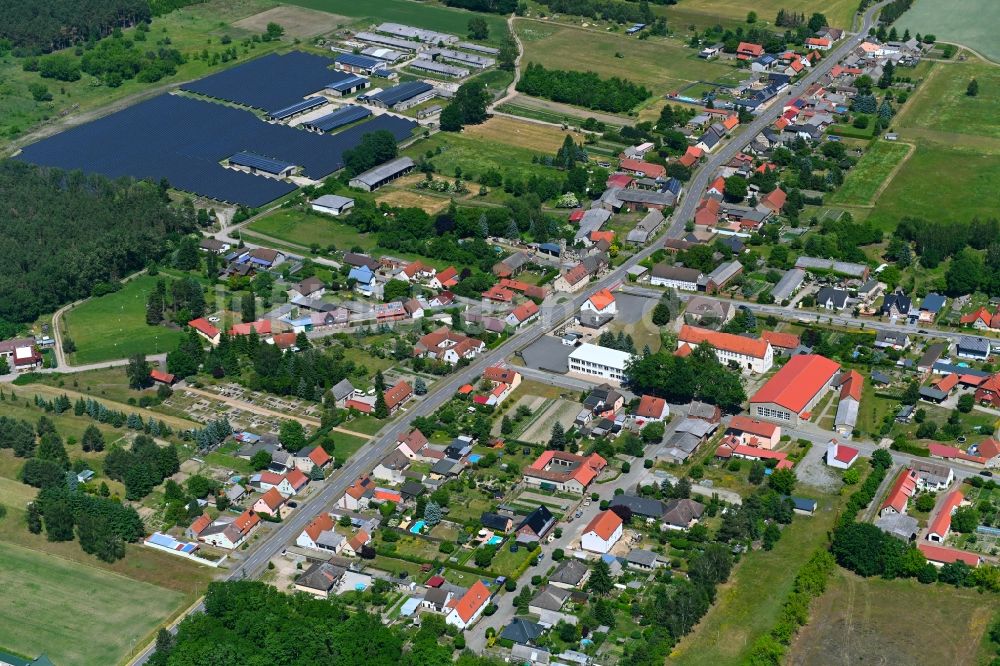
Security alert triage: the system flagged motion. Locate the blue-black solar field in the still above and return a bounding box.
[16,94,417,207]
[181,51,352,112]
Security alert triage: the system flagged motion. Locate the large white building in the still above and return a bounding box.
[677,325,774,374]
[567,343,634,382]
[580,510,624,554]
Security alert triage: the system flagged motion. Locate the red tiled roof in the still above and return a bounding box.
[453,580,491,623]
[188,318,220,338]
[708,176,726,194]
[348,529,370,552]
[484,365,519,384]
[229,319,272,336]
[190,513,212,536]
[308,446,331,468]
[722,115,739,130]
[832,441,859,463]
[737,42,764,56]
[933,373,960,393]
[716,438,788,461]
[257,487,285,511]
[619,158,666,179]
[374,489,401,502]
[345,476,373,500]
[636,394,667,419]
[436,266,459,286]
[272,332,297,349]
[150,369,175,384]
[606,173,634,189]
[510,301,539,323]
[750,354,841,413]
[304,513,335,541]
[880,468,917,514]
[345,398,373,414]
[482,285,515,302]
[761,330,800,350]
[960,307,991,325]
[588,288,616,312]
[233,509,260,532]
[527,451,606,486]
[583,510,623,541]
[979,438,1000,459]
[590,230,615,245]
[384,381,412,409]
[285,468,308,490]
[928,490,964,538]
[398,429,428,450]
[728,415,778,438]
[928,442,961,459]
[918,542,980,567]
[499,278,531,292]
[806,37,831,47]
[458,384,474,395]
[426,575,445,587]
[838,370,863,402]
[760,187,787,212]
[259,471,284,486]
[674,342,693,358]
[569,209,586,222]
[561,263,590,286]
[679,325,770,359]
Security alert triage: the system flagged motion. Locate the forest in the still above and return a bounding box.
[0,0,151,53]
[0,161,197,325]
[516,63,651,113]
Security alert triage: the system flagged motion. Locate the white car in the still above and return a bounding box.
[208,316,220,323]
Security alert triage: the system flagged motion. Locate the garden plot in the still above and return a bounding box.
[519,398,581,444]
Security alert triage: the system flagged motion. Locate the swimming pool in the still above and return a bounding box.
[469,454,482,464]
[410,520,426,534]
[487,535,503,546]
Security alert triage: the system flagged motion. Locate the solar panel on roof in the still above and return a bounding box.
[335,53,383,69]
[302,105,372,132]
[267,96,327,120]
[372,80,433,107]
[16,94,418,207]
[327,74,368,92]
[228,151,296,174]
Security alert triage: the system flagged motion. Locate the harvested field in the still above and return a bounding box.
[519,398,580,444]
[463,116,587,153]
[232,5,348,37]
[375,184,451,214]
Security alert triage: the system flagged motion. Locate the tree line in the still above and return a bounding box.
[444,0,518,13]
[533,0,654,25]
[0,162,197,326]
[516,62,651,113]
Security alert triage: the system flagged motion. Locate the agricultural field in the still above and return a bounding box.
[827,140,913,206]
[898,61,1000,141]
[60,275,185,365]
[0,0,281,146]
[283,0,507,42]
[789,570,1000,665]
[0,542,185,665]
[463,116,588,154]
[375,185,452,215]
[514,20,740,95]
[246,207,378,252]
[231,4,347,37]
[662,0,859,31]
[668,494,840,665]
[899,0,1000,62]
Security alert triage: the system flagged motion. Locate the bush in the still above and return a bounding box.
[853,115,870,129]
[439,541,456,554]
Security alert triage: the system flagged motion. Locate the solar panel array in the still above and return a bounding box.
[370,80,434,108]
[267,96,327,120]
[229,151,295,174]
[16,94,418,207]
[302,105,372,133]
[181,51,352,112]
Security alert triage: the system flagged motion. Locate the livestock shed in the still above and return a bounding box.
[267,96,328,121]
[326,74,369,97]
[349,157,415,192]
[301,105,372,133]
[365,81,436,110]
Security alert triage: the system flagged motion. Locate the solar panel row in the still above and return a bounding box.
[302,105,372,133]
[229,151,295,174]
[16,94,417,207]
[181,51,352,113]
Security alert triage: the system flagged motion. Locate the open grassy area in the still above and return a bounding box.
[900,61,1000,139]
[789,570,1000,665]
[827,140,912,206]
[899,0,1000,62]
[247,207,377,252]
[329,431,370,463]
[283,0,507,42]
[60,275,185,364]
[862,142,1000,231]
[515,19,739,94]
[463,115,588,154]
[668,494,840,665]
[663,0,858,30]
[1,0,280,147]
[402,127,565,183]
[0,541,185,665]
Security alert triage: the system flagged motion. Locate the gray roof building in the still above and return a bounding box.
[662,498,705,528]
[550,559,590,588]
[771,268,806,302]
[625,548,660,568]
[530,585,571,612]
[348,157,415,191]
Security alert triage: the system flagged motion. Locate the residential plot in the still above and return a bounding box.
[0,542,184,666]
[515,20,738,94]
[789,570,999,665]
[60,275,185,364]
[518,398,580,444]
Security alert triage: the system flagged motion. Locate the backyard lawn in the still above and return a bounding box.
[246,208,377,252]
[60,275,185,364]
[0,541,185,666]
[668,494,841,665]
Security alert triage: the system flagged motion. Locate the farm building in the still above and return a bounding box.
[349,157,416,191]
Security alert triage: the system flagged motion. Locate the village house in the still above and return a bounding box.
[445,580,492,630]
[191,509,260,550]
[523,451,607,494]
[726,415,780,448]
[296,514,344,553]
[677,325,774,373]
[414,326,485,365]
[252,487,286,517]
[339,476,375,510]
[581,510,624,554]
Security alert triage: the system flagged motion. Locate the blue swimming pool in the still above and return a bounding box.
[410,520,426,534]
[487,535,503,546]
[469,454,482,464]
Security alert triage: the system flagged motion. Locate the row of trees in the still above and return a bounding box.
[444,0,518,13]
[516,63,651,113]
[440,80,491,132]
[0,162,197,325]
[533,0,655,25]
